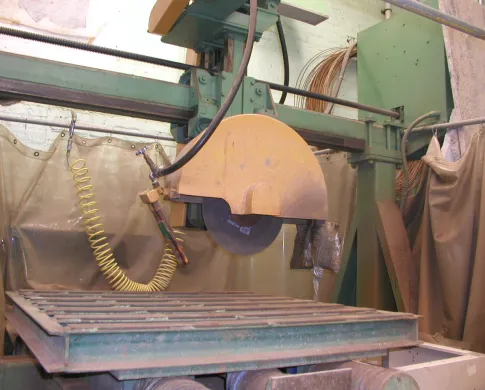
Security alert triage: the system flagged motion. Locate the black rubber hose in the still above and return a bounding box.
[153,0,258,178]
[276,19,290,105]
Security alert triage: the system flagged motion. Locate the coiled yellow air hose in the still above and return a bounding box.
[70,158,184,292]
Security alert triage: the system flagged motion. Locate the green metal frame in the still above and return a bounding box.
[0,0,453,311]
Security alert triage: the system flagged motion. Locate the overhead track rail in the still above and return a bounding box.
[0,26,400,119]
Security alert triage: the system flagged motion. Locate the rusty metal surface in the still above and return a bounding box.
[6,290,420,378]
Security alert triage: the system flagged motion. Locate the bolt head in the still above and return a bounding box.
[255,87,263,96]
[136,146,149,156]
[198,76,207,84]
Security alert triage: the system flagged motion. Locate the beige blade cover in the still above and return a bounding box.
[166,114,328,220]
[149,0,190,36]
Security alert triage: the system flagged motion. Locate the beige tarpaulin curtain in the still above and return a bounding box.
[0,125,313,297]
[417,130,485,353]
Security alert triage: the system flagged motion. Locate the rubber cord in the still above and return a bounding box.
[153,0,259,178]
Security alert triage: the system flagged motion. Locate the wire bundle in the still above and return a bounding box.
[295,43,357,114]
[396,159,426,200]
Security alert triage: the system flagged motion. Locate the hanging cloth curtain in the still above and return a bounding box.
[417,129,485,352]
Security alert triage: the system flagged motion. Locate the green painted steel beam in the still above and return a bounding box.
[0,50,408,167]
[277,105,367,151]
[276,106,405,154]
[356,161,397,310]
[0,51,393,153]
[0,52,196,124]
[277,105,367,139]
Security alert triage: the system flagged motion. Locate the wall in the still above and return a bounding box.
[0,0,384,158]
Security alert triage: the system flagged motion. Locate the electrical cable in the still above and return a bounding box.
[294,48,338,109]
[396,159,425,199]
[152,0,258,178]
[276,19,289,105]
[296,45,358,114]
[400,111,440,215]
[324,42,357,114]
[70,158,185,291]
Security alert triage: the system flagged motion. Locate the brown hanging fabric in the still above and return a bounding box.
[417,129,485,352]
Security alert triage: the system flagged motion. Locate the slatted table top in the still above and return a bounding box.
[6,290,420,377]
[8,290,417,335]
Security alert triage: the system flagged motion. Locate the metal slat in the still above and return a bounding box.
[20,290,258,298]
[53,308,376,324]
[40,302,329,315]
[63,312,415,333]
[33,298,306,307]
[29,295,294,305]
[6,290,420,378]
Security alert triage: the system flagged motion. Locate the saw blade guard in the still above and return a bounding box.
[166,114,328,221]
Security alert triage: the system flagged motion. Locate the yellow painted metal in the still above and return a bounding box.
[149,0,190,36]
[166,115,328,220]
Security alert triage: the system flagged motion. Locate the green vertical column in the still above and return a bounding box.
[356,161,396,310]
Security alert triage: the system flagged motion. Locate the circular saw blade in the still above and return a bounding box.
[202,197,283,256]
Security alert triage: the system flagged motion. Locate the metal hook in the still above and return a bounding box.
[66,110,77,165]
[137,146,160,187]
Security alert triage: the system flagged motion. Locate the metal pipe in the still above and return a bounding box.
[262,81,401,119]
[0,115,175,142]
[384,2,392,19]
[383,0,485,40]
[413,116,485,132]
[400,111,440,215]
[314,148,333,156]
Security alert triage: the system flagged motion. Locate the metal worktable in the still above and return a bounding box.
[7,290,419,380]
